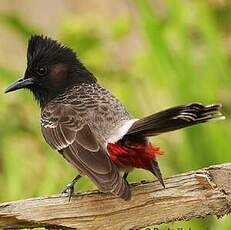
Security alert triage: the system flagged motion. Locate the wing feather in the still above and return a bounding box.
[41,103,130,200]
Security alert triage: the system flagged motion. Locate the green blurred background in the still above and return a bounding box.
[0,0,230,229]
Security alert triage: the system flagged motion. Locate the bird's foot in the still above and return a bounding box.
[123,172,129,185]
[62,182,75,202]
[62,174,81,202]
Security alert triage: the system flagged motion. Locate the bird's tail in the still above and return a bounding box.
[126,103,225,137]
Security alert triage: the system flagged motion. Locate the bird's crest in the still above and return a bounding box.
[27,35,76,65]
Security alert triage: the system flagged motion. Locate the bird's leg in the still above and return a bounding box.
[123,172,129,183]
[62,174,82,201]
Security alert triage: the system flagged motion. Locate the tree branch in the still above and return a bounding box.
[0,163,230,229]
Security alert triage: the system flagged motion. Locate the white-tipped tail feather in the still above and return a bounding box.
[126,103,225,137]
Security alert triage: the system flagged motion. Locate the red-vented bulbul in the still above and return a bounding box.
[5,35,225,201]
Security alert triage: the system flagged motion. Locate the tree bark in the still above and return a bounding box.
[0,163,230,229]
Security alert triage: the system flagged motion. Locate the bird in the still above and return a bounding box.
[5,35,225,201]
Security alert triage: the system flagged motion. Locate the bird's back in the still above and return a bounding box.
[41,82,132,146]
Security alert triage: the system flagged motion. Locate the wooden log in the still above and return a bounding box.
[0,163,230,229]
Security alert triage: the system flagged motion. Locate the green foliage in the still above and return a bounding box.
[0,1,230,229]
[0,13,38,39]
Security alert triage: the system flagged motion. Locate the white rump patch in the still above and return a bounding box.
[107,119,138,143]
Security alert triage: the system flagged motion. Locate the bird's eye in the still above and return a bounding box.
[37,66,47,76]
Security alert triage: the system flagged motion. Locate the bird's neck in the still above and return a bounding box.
[31,68,97,108]
[30,85,54,108]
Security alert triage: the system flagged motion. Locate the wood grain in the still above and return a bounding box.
[0,163,230,229]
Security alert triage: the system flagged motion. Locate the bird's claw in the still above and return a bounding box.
[62,183,75,202]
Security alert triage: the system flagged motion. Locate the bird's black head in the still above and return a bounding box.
[5,35,96,106]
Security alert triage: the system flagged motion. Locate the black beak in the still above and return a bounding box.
[4,77,34,93]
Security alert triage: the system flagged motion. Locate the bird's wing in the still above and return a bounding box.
[41,103,131,200]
